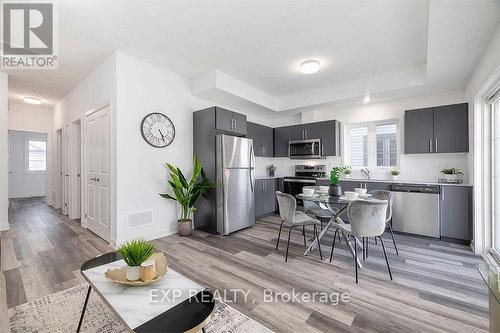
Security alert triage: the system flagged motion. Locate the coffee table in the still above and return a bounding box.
[79,252,214,332]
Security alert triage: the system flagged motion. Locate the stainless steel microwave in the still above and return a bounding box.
[288,139,324,159]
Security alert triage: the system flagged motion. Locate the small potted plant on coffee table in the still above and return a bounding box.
[117,239,155,281]
[266,164,277,177]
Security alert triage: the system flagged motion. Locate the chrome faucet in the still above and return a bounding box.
[361,168,371,180]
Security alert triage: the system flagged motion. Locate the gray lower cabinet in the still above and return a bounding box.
[247,122,274,157]
[215,107,247,135]
[405,103,468,154]
[255,179,277,217]
[440,186,472,242]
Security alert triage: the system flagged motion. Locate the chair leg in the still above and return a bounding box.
[378,236,393,280]
[77,285,92,332]
[314,224,323,260]
[388,224,399,255]
[362,237,366,261]
[276,221,284,250]
[366,236,369,258]
[302,226,307,247]
[375,237,377,245]
[285,226,294,262]
[329,229,338,263]
[354,237,358,284]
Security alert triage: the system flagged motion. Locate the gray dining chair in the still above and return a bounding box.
[369,190,398,255]
[329,200,392,283]
[275,191,323,262]
[302,186,338,230]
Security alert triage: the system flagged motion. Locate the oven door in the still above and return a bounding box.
[283,178,316,206]
[289,139,322,159]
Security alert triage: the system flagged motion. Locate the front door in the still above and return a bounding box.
[85,105,111,241]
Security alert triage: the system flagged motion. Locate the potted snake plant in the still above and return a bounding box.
[160,156,215,236]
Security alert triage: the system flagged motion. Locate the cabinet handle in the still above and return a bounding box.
[305,129,308,139]
[435,138,438,153]
[429,139,432,153]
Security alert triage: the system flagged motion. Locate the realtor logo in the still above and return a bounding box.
[1,1,58,69]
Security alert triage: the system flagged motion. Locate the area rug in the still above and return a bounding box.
[9,284,272,333]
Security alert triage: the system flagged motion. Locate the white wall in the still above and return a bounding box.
[8,131,48,198]
[114,53,211,243]
[255,89,470,184]
[8,102,54,202]
[0,72,8,231]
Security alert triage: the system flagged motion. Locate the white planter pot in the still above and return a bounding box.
[444,174,458,181]
[391,175,399,181]
[344,173,351,179]
[126,266,141,281]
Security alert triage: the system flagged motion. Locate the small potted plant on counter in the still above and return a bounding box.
[266,164,277,177]
[329,166,347,197]
[391,170,400,181]
[441,168,463,182]
[343,166,352,179]
[117,239,155,281]
[160,156,215,237]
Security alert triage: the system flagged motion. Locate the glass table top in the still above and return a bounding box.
[475,261,500,304]
[296,193,380,204]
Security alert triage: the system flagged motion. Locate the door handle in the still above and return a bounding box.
[429,139,432,153]
[435,138,438,153]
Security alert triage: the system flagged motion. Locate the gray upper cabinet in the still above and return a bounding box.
[440,186,472,242]
[405,103,468,154]
[434,103,468,153]
[274,120,341,157]
[405,108,434,154]
[247,122,274,157]
[215,107,247,135]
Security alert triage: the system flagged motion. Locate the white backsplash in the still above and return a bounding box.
[255,152,470,184]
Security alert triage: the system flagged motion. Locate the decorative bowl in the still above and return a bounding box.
[344,191,359,200]
[354,188,367,195]
[302,188,315,196]
[104,252,167,286]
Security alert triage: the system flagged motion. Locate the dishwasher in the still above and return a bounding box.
[391,184,440,238]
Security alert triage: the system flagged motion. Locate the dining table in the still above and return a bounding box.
[296,191,379,268]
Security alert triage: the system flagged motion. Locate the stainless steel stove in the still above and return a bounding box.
[283,165,326,205]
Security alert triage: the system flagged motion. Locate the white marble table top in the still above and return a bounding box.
[82,259,204,329]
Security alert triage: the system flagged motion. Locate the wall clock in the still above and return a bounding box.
[140,112,176,148]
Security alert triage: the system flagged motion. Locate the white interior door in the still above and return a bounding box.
[62,125,70,215]
[70,120,82,219]
[492,95,500,250]
[85,105,111,241]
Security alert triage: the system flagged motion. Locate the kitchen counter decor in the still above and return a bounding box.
[329,166,348,196]
[104,252,168,286]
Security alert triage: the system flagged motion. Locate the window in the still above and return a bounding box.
[348,127,368,167]
[376,124,398,167]
[345,120,399,169]
[27,140,47,172]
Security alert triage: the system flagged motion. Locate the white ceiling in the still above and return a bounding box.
[5,0,500,110]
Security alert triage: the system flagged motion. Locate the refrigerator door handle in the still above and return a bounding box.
[250,142,255,192]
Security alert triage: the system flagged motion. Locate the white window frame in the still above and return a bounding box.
[25,138,47,173]
[344,119,400,171]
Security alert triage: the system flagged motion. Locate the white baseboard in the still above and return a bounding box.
[115,229,177,247]
[0,222,10,231]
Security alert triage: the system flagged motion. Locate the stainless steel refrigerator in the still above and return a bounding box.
[216,134,255,235]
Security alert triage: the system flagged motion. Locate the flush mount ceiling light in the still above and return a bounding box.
[299,60,321,74]
[363,95,371,103]
[23,96,42,105]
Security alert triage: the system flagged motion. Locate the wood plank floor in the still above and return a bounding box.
[1,197,111,307]
[1,197,489,332]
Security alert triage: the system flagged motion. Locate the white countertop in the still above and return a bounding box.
[336,177,472,187]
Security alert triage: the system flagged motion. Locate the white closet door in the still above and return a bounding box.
[85,105,111,241]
